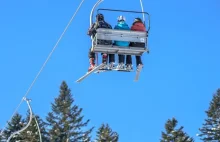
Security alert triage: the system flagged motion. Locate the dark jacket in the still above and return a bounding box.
[87,20,112,37]
[87,20,112,45]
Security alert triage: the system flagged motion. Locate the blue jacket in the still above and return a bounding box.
[114,21,130,47]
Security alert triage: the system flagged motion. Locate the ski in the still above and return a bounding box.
[134,64,143,81]
[95,68,134,73]
[94,64,109,73]
[116,68,133,72]
[75,63,106,83]
[94,69,108,73]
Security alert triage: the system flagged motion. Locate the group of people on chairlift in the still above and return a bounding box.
[87,13,146,72]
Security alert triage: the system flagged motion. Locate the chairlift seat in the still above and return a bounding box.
[92,44,147,55]
[96,28,147,43]
[92,28,149,55]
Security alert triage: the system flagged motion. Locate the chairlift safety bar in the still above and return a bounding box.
[97,8,150,32]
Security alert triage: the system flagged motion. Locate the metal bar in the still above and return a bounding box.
[93,45,147,55]
[90,0,103,26]
[97,8,150,32]
[97,8,149,15]
[140,0,145,25]
[7,98,33,142]
[90,0,104,66]
[34,116,42,142]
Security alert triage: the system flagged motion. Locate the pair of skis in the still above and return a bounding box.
[75,63,143,83]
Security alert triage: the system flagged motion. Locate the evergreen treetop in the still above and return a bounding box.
[2,113,26,142]
[96,123,119,142]
[46,81,93,142]
[199,89,220,141]
[160,117,194,142]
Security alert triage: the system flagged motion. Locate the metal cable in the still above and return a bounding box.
[1,0,85,135]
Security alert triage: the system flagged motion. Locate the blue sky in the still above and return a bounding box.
[0,0,220,141]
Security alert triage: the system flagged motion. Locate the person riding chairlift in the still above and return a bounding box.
[112,15,131,70]
[126,17,146,69]
[87,13,112,72]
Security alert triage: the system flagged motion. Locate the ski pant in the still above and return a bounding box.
[88,39,114,63]
[126,42,144,66]
[109,54,115,63]
[118,55,125,64]
[126,55,142,66]
[88,47,95,59]
[88,47,115,63]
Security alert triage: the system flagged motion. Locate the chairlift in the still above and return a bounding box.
[91,8,150,56]
[76,0,150,83]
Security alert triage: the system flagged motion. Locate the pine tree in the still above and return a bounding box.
[198,89,220,141]
[160,117,194,142]
[46,81,93,142]
[96,123,119,142]
[0,129,3,141]
[2,113,26,142]
[21,113,50,142]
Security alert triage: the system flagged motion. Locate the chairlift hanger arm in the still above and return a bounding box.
[97,8,150,32]
[90,0,104,26]
[7,98,33,142]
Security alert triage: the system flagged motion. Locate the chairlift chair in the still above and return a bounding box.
[91,8,150,56]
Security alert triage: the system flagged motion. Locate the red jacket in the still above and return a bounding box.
[131,21,146,31]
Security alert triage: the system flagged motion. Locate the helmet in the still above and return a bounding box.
[96,13,104,21]
[117,15,126,22]
[134,17,142,22]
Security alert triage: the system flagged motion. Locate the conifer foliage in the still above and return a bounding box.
[46,81,93,142]
[96,123,119,142]
[198,89,220,141]
[21,114,49,142]
[0,129,3,141]
[160,117,194,142]
[2,113,26,141]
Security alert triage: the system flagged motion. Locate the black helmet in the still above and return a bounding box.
[134,17,142,22]
[96,13,104,21]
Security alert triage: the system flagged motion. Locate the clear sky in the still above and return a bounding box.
[0,0,220,141]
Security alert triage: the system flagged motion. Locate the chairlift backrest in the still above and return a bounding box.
[95,28,147,43]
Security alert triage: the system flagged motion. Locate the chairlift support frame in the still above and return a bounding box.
[91,8,150,57]
[6,98,42,142]
[96,8,150,31]
[75,0,150,82]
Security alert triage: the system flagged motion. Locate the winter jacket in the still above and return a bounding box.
[87,20,112,37]
[114,21,130,47]
[131,21,146,31]
[130,21,146,47]
[87,20,112,45]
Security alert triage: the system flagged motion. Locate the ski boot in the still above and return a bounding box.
[102,53,107,63]
[100,54,108,69]
[126,64,133,70]
[116,62,124,70]
[108,62,115,70]
[136,63,143,71]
